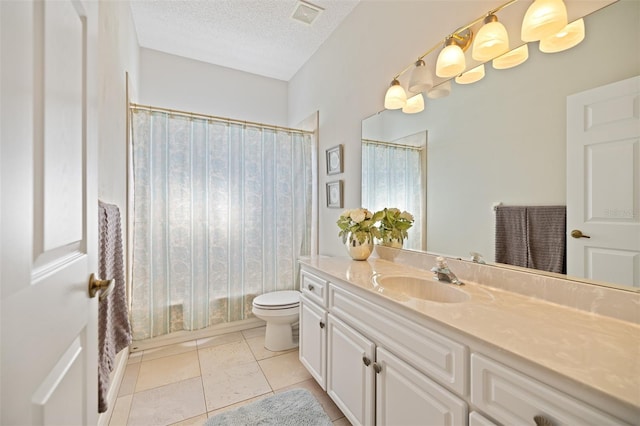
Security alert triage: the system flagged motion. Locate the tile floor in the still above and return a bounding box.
[108,326,350,426]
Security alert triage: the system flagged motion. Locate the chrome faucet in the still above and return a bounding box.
[431,257,463,285]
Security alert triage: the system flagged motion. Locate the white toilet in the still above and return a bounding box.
[252,290,300,351]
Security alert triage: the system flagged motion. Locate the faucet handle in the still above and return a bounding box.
[470,252,486,264]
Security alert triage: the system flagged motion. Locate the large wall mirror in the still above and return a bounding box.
[362,0,639,292]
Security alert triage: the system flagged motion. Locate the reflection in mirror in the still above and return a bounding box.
[361,125,426,250]
[361,0,640,292]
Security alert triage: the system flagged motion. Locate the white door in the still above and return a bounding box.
[567,76,640,288]
[326,314,375,426]
[299,296,327,390]
[1,0,99,424]
[376,347,467,426]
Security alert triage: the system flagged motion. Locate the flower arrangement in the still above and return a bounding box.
[377,207,414,245]
[336,208,383,244]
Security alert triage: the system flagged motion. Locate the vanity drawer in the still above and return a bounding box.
[329,284,468,396]
[301,270,328,308]
[471,354,628,426]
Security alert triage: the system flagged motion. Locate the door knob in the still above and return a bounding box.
[570,229,591,239]
[88,273,114,300]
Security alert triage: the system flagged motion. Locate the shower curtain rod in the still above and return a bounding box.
[129,103,314,136]
[362,138,424,151]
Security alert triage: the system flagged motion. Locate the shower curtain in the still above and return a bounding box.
[130,109,313,340]
[361,140,425,250]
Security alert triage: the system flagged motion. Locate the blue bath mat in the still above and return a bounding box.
[203,388,333,426]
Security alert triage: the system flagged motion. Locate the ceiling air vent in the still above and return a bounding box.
[291,1,324,25]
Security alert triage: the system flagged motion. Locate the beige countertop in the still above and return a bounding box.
[299,255,640,410]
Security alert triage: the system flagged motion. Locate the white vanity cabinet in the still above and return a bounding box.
[298,263,636,426]
[299,270,329,389]
[326,313,467,426]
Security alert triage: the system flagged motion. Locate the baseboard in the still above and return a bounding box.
[97,347,130,426]
[129,317,266,352]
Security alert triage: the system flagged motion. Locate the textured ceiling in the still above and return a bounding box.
[130,0,360,81]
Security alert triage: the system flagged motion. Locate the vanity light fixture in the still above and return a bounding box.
[382,0,586,113]
[384,79,407,110]
[492,43,529,69]
[402,93,425,114]
[455,64,486,85]
[472,14,509,61]
[539,18,585,53]
[408,59,434,93]
[521,0,568,42]
[436,33,471,78]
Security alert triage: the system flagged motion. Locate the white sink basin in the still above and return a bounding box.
[374,275,470,304]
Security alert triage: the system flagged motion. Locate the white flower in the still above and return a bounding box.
[399,211,414,222]
[340,209,352,218]
[350,209,366,223]
[388,207,400,215]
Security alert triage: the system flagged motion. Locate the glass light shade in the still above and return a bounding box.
[472,15,509,61]
[493,44,529,69]
[408,60,434,93]
[426,80,452,99]
[539,18,585,53]
[455,64,485,85]
[402,93,425,114]
[384,79,407,110]
[521,0,568,42]
[436,39,466,78]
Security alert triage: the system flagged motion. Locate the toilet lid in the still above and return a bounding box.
[253,290,300,309]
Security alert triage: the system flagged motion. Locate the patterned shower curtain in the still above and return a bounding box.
[361,140,425,250]
[130,109,313,340]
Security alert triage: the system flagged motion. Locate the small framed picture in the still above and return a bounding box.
[326,180,343,208]
[326,144,343,175]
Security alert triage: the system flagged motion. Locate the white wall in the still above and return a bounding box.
[289,0,640,257]
[97,0,140,241]
[138,48,288,126]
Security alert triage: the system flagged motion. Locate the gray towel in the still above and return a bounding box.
[98,201,132,413]
[495,206,528,268]
[527,206,566,274]
[495,205,566,274]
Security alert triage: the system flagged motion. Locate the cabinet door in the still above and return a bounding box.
[376,347,468,426]
[299,296,327,390]
[327,314,375,426]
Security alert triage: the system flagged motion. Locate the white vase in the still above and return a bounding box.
[344,231,374,261]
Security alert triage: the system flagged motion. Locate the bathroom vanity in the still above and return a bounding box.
[298,252,639,426]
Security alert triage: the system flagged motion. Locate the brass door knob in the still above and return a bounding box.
[88,273,114,300]
[571,229,591,239]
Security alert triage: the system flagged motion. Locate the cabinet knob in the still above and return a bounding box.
[373,363,382,374]
[308,284,315,291]
[362,356,371,366]
[319,321,325,329]
[533,415,554,426]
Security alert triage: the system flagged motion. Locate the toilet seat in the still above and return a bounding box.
[253,290,300,310]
